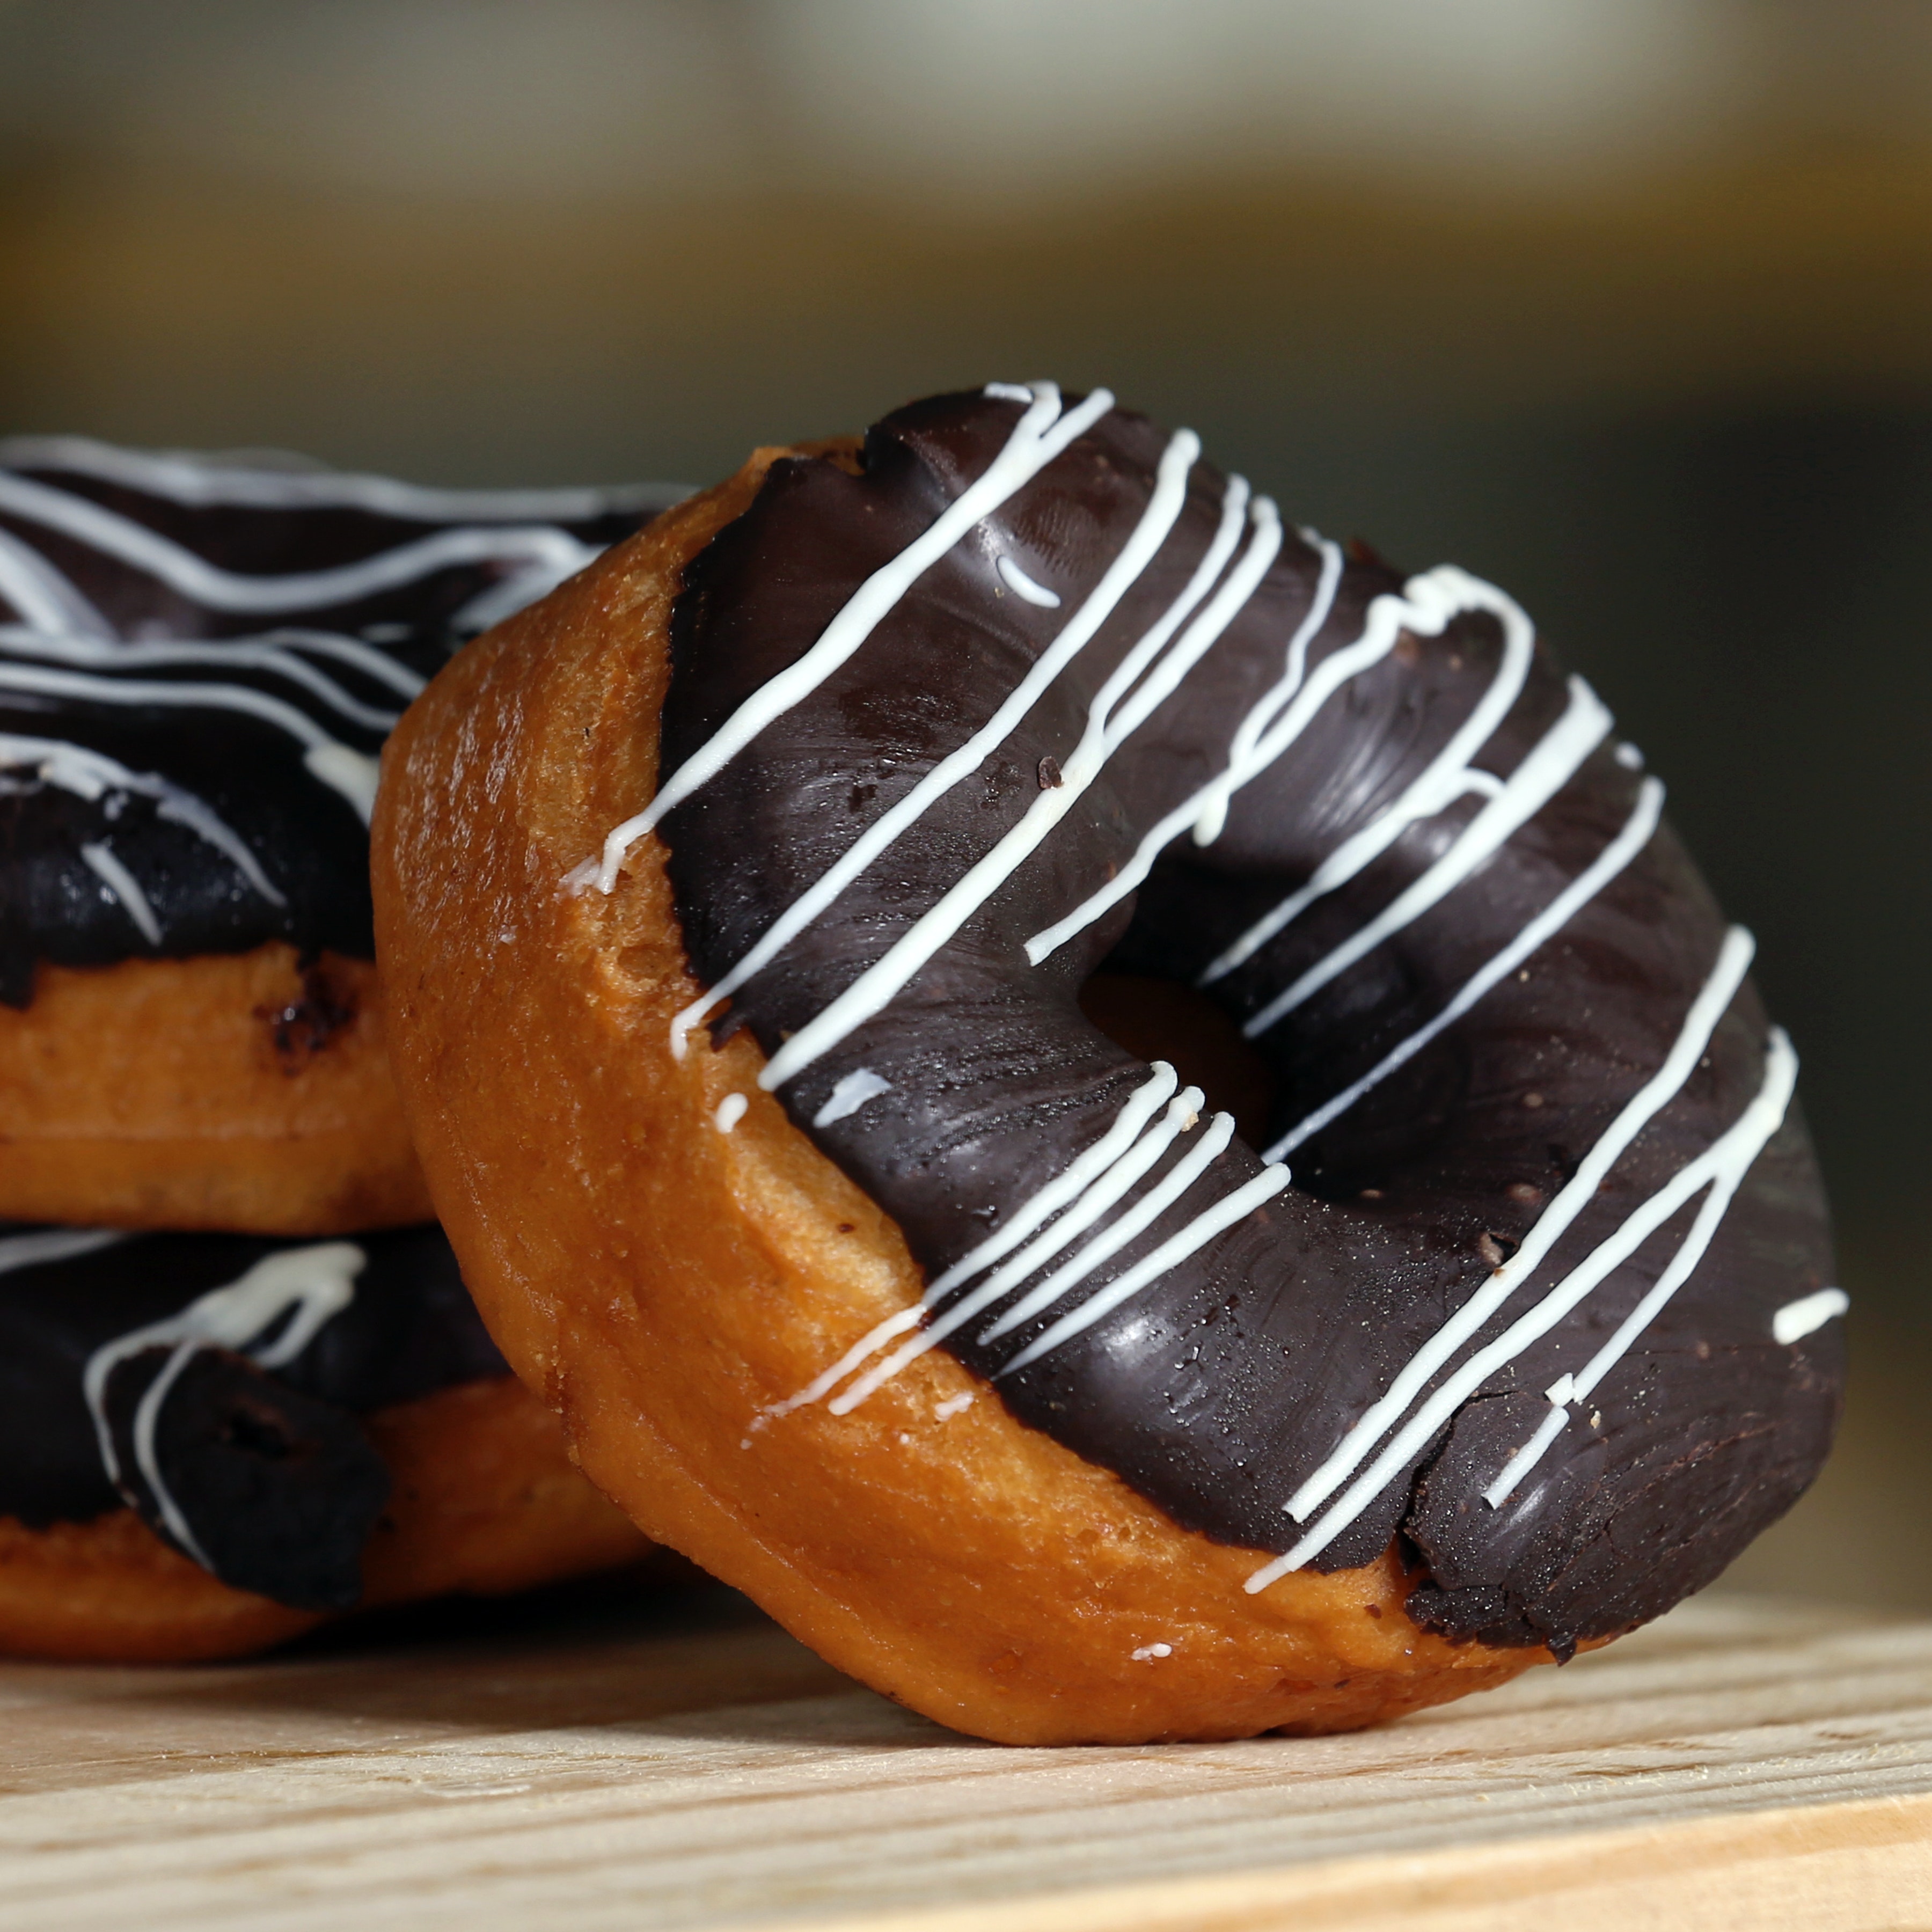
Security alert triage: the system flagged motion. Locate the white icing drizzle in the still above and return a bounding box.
[0,433,686,524]
[714,1093,749,1133]
[1480,1100,1799,1509]
[0,528,112,637]
[1027,558,1528,974]
[759,1064,1181,1424]
[0,627,407,734]
[82,1242,365,1574]
[1132,1642,1173,1660]
[996,555,1063,607]
[594,382,1115,892]
[813,1068,894,1127]
[1248,1012,1792,1590]
[0,469,599,623]
[1272,921,1757,1535]
[1615,742,1645,770]
[825,1086,1208,1414]
[665,430,1221,1061]
[1198,591,1539,984]
[0,662,380,821]
[0,731,288,907]
[1002,1154,1291,1375]
[1239,678,1613,1038]
[1263,778,1666,1162]
[79,841,162,946]
[1772,1286,1850,1346]
[758,495,1284,1093]
[934,1392,976,1419]
[0,1226,127,1275]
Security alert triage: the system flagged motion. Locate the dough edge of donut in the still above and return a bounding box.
[0,943,434,1233]
[371,441,1557,1747]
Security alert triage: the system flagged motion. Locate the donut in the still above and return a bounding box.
[0,437,680,1231]
[375,385,1843,1745]
[0,1219,655,1660]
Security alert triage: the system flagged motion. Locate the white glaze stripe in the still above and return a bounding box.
[1240,678,1612,1037]
[0,434,686,522]
[1263,778,1666,1162]
[0,1227,126,1275]
[758,497,1283,1093]
[0,528,112,636]
[982,1109,1239,1344]
[1279,919,1755,1527]
[824,1088,1208,1414]
[757,1065,1182,1425]
[0,629,405,733]
[595,383,1114,889]
[1773,1286,1850,1345]
[1188,530,1344,848]
[83,1242,367,1573]
[1252,1026,1797,1586]
[1004,1157,1291,1375]
[0,664,380,821]
[1481,1137,1771,1507]
[79,841,162,946]
[0,470,598,617]
[0,732,287,905]
[665,429,1221,1059]
[1023,564,1506,968]
[1200,592,1538,982]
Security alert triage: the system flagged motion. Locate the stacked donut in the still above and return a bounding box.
[0,438,680,1659]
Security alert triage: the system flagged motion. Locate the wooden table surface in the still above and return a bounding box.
[2,1586,1929,1932]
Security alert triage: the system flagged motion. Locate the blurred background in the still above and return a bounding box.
[0,0,1923,1607]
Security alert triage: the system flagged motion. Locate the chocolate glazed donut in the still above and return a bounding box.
[376,385,1842,1742]
[0,438,680,1230]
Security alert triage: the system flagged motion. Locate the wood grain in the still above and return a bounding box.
[1,1590,1928,1931]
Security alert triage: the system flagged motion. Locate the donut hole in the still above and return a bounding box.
[1077,972,1278,1148]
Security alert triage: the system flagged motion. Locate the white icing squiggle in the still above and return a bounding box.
[0,529,112,637]
[1278,921,1756,1529]
[82,1242,366,1574]
[1240,678,1612,1037]
[0,1227,127,1275]
[0,732,288,908]
[0,628,406,734]
[758,496,1284,1092]
[1001,1158,1291,1375]
[825,1086,1208,1414]
[1199,591,1539,983]
[997,555,1062,607]
[0,470,599,623]
[1263,778,1666,1162]
[664,429,1219,1061]
[594,382,1115,891]
[0,663,380,822]
[0,433,686,524]
[1250,1025,1797,1586]
[79,840,161,946]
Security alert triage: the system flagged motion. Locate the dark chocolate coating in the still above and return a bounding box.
[0,438,679,1003]
[0,1221,504,1606]
[659,389,1841,1654]
[102,1345,391,1612]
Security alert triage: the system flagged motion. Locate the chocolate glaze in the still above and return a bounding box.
[0,437,679,1004]
[0,1221,504,1606]
[657,389,1841,1654]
